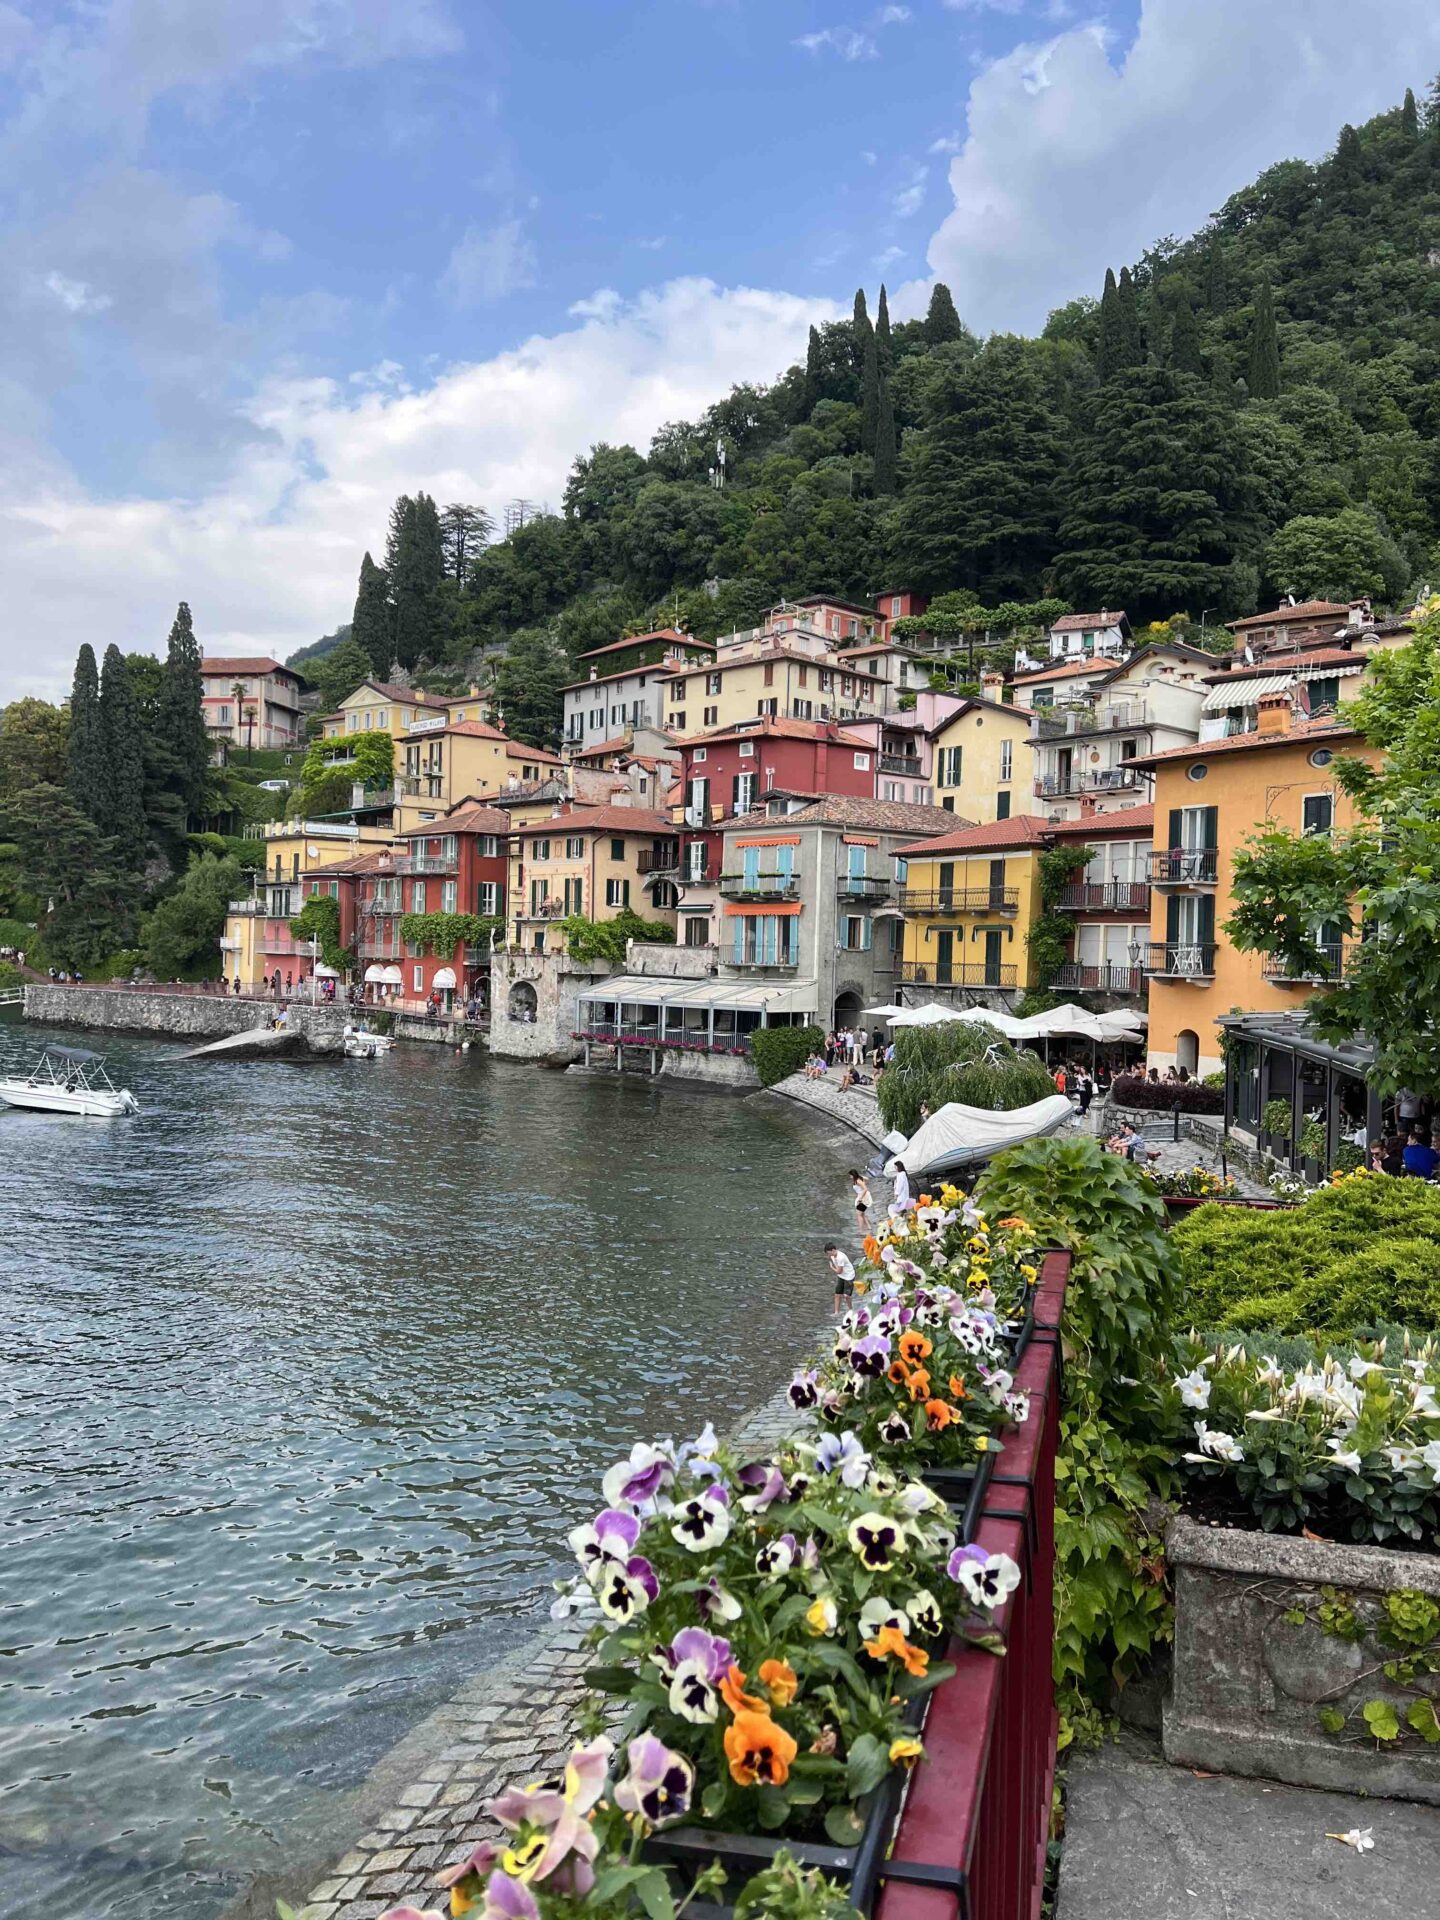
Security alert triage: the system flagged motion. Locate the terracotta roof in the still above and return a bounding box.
[356,681,449,706]
[561,659,692,691]
[894,814,1053,858]
[577,628,712,660]
[299,846,395,877]
[1131,719,1359,770]
[769,595,878,619]
[509,805,673,838]
[1205,647,1358,682]
[1226,601,1352,631]
[570,735,680,761]
[1047,805,1153,836]
[676,716,871,750]
[202,655,296,677]
[506,740,563,764]
[1050,611,1128,633]
[1011,658,1112,684]
[402,801,511,838]
[726,795,969,836]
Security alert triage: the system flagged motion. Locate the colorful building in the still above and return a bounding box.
[201,656,307,750]
[382,801,510,1009]
[561,632,716,754]
[924,685,1034,822]
[506,805,679,951]
[1046,807,1154,1002]
[220,818,393,991]
[894,816,1048,1000]
[1133,705,1376,1077]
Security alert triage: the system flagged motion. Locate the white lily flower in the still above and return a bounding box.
[1326,1828,1374,1853]
[1175,1367,1212,1411]
[1194,1421,1244,1464]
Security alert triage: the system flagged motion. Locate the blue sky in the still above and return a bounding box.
[1,0,1438,700]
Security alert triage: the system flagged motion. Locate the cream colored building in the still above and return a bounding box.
[506,805,679,951]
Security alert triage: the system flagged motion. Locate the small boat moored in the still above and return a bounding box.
[0,1045,140,1118]
[342,1024,395,1059]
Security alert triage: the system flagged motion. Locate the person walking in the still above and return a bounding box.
[849,1169,873,1237]
[1053,1062,1067,1099]
[826,1243,856,1315]
[890,1159,912,1216]
[1076,1068,1093,1119]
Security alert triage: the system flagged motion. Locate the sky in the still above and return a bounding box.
[3,0,1440,703]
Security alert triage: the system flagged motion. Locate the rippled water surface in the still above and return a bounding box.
[0,1020,848,1918]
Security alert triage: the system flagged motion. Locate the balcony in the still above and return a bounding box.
[1143,941,1218,980]
[1149,848,1219,887]
[518,899,570,921]
[1034,702,1148,739]
[396,852,458,875]
[897,887,1019,914]
[1261,944,1353,984]
[1054,880,1151,913]
[227,897,264,915]
[899,962,1018,989]
[358,936,402,960]
[718,872,802,902]
[1052,961,1146,995]
[726,954,800,971]
[398,774,446,800]
[837,874,892,901]
[880,753,924,776]
[637,847,679,875]
[1034,767,1146,800]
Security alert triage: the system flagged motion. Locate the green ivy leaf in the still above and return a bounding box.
[1317,1706,1346,1735]
[1406,1698,1440,1744]
[1362,1698,1401,1742]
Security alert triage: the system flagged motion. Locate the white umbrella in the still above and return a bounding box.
[863,1003,907,1017]
[884,1094,1077,1177]
[946,1004,1031,1040]
[1013,1003,1108,1042]
[1096,1009,1147,1039]
[889,1003,965,1026]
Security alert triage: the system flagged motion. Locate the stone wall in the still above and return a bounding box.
[22,984,350,1050]
[487,951,610,1061]
[658,1050,758,1090]
[1164,1514,1440,1803]
[766,1070,888,1150]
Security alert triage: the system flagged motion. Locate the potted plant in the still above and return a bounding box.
[1260,1097,1292,1161]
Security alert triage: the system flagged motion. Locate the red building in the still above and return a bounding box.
[386,800,511,1011]
[674,717,877,939]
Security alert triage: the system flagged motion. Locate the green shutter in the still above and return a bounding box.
[1167,808,1183,851]
[1202,806,1218,850]
[1166,894,1181,942]
[1198,894,1216,944]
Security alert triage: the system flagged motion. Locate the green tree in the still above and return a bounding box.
[1052,367,1247,619]
[67,644,106,825]
[876,283,893,372]
[873,379,897,497]
[1227,614,1440,1094]
[125,648,188,869]
[0,698,68,801]
[894,337,1064,597]
[350,552,392,679]
[1114,266,1144,371]
[1202,233,1228,312]
[155,602,210,824]
[386,491,445,668]
[1096,267,1120,379]
[1248,275,1281,400]
[851,287,871,379]
[144,853,242,978]
[311,633,376,715]
[1264,508,1400,602]
[98,645,148,865]
[1168,286,1203,376]
[802,324,823,413]
[860,319,880,456]
[1402,87,1419,138]
[0,782,140,965]
[438,502,492,583]
[923,282,963,345]
[489,628,572,748]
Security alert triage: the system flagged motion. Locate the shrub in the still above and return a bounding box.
[1109,1073,1223,1114]
[1261,1097,1292,1136]
[750,1024,823,1087]
[876,1020,1053,1138]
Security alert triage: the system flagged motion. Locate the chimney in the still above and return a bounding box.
[980,669,1004,701]
[1257,691,1292,736]
[1078,793,1099,817]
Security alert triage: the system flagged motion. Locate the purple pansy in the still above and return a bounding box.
[567,1507,641,1574]
[814,1429,872,1489]
[614,1734,694,1828]
[788,1370,820,1411]
[738,1461,789,1512]
[755,1531,798,1579]
[436,1840,500,1890]
[849,1333,892,1379]
[670,1483,731,1552]
[602,1443,674,1509]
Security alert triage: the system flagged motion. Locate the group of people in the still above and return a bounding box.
[1051,1062,1097,1116]
[822,1159,917,1311]
[1370,1129,1440,1179]
[822,1027,887,1069]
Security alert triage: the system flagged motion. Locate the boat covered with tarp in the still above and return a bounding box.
[884,1093,1074,1179]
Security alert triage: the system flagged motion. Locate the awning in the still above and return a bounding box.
[723,901,801,917]
[432,967,457,990]
[363,964,387,982]
[1291,660,1364,683]
[1201,673,1294,713]
[380,966,404,985]
[314,963,339,978]
[576,974,819,1016]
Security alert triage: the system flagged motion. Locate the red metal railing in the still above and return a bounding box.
[878,1250,1065,1920]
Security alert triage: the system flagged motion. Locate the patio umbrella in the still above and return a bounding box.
[945,1004,1031,1040]
[862,1003,907,1017]
[889,1003,965,1026]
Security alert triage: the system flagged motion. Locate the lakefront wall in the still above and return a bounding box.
[22,984,351,1049]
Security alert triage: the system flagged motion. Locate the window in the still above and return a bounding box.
[478,835,499,857]
[442,880,458,913]
[1186,763,1209,782]
[731,912,798,966]
[839,915,872,951]
[734,771,758,812]
[1302,792,1334,836]
[798,666,808,687]
[762,663,774,687]
[218,704,231,723]
[819,670,833,691]
[704,705,718,727]
[891,595,902,616]
[757,698,778,717]
[738,742,755,757]
[564,877,584,913]
[670,679,687,702]
[414,965,424,992]
[693,747,707,762]
[610,837,625,860]
[684,842,708,882]
[793,699,813,720]
[534,837,551,860]
[1000,739,1013,781]
[996,790,1011,820]
[410,880,426,911]
[684,916,710,946]
[937,745,962,787]
[1310,746,1335,768]
[1307,677,1340,709]
[707,672,722,695]
[605,877,631,907]
[478,881,500,914]
[853,752,871,771]
[671,712,686,731]
[868,659,879,677]
[565,836,585,859]
[589,708,604,730]
[529,876,548,915]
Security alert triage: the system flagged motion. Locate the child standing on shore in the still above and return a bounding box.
[849,1169,872,1237]
[826,1242,856,1314]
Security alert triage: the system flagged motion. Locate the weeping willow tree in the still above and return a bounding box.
[877,1020,1055,1139]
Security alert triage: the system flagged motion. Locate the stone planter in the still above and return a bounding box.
[1164,1514,1440,1803]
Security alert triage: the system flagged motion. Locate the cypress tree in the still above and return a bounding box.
[802,324,822,414]
[1115,266,1144,370]
[861,322,881,455]
[1402,87,1419,139]
[67,643,107,826]
[98,644,148,865]
[156,601,209,822]
[1169,288,1203,377]
[1248,275,1281,399]
[351,553,392,678]
[1202,235,1228,313]
[1096,268,1119,380]
[876,283,893,372]
[873,379,897,496]
[1333,122,1362,183]
[923,282,963,345]
[852,288,872,379]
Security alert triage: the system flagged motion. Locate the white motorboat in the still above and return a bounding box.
[0,1045,140,1117]
[343,1024,394,1059]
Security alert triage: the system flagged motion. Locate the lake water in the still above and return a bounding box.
[0,1019,849,1919]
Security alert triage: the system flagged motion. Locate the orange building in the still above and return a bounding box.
[1134,699,1377,1077]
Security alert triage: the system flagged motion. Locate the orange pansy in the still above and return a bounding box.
[724,1710,799,1787]
[758,1658,799,1708]
[923,1397,955,1432]
[888,1359,910,1385]
[863,1236,881,1262]
[948,1374,969,1401]
[720,1664,768,1715]
[862,1624,930,1678]
[898,1328,933,1366]
[905,1367,932,1402]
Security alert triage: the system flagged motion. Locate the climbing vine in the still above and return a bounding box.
[1278,1584,1440,1747]
[288,894,353,973]
[1024,841,1093,1006]
[398,911,503,955]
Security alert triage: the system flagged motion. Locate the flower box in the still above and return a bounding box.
[1163,1514,1440,1804]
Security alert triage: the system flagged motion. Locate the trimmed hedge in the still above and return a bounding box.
[751,1023,825,1088]
[1171,1177,1440,1334]
[1109,1073,1223,1114]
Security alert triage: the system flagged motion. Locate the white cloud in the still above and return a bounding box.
[43,271,113,315]
[893,164,929,217]
[0,279,838,701]
[874,245,905,269]
[876,5,912,22]
[636,235,669,251]
[942,0,1025,13]
[860,148,878,165]
[912,0,1440,335]
[440,218,537,306]
[794,27,877,61]
[928,133,961,155]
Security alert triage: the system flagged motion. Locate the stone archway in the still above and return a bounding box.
[508,980,538,1024]
[833,988,863,1030]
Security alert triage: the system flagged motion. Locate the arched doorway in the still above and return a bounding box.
[508,980,538,1024]
[833,989,863,1031]
[1176,1029,1199,1075]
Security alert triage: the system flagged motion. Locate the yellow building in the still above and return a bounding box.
[893,815,1050,997]
[927,694,1035,822]
[506,805,679,951]
[220,818,395,990]
[1135,704,1377,1077]
[320,680,451,739]
[393,721,562,831]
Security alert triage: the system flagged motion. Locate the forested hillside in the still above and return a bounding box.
[319,83,1440,738]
